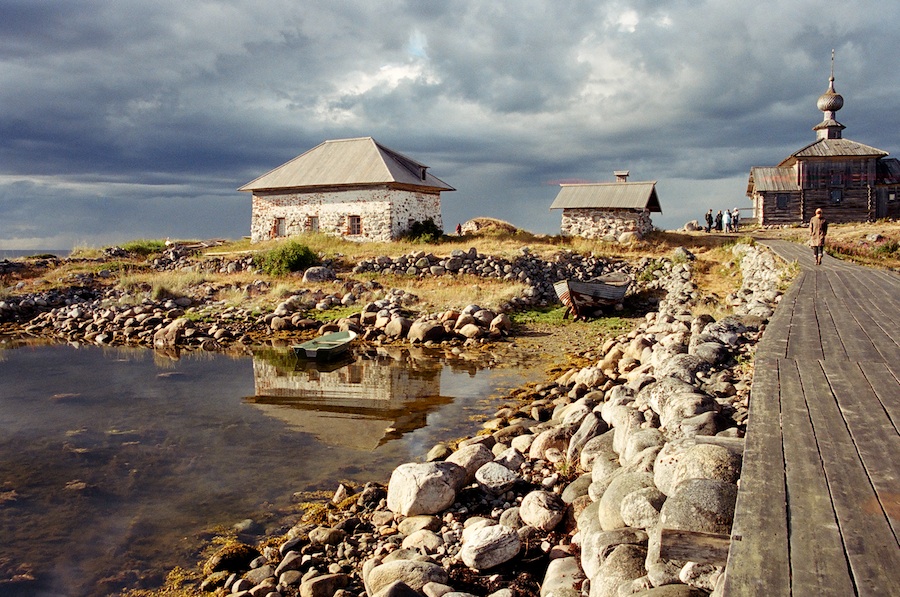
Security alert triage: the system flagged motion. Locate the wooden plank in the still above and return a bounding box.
[797,361,900,593]
[757,272,802,359]
[827,270,900,362]
[858,361,900,445]
[838,268,900,334]
[660,528,731,565]
[821,275,883,362]
[812,271,848,362]
[778,358,855,596]
[823,360,900,542]
[786,272,825,361]
[723,357,790,596]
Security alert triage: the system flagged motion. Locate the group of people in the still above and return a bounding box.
[704,208,741,233]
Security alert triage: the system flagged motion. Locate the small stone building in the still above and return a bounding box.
[549,171,662,240]
[747,65,900,225]
[239,137,454,243]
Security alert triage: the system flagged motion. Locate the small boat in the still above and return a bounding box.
[554,273,631,320]
[292,330,357,360]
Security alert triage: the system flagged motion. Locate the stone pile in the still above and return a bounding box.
[192,243,785,597]
[3,247,643,350]
[268,286,514,345]
[725,244,788,319]
[351,247,634,307]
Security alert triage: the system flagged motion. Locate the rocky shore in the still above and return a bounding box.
[181,242,788,597]
[1,246,634,351]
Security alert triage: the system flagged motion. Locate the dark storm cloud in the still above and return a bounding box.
[2,0,900,248]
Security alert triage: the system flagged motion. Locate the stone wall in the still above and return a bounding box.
[559,208,653,240]
[250,187,442,243]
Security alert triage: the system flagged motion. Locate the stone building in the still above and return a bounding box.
[747,62,900,225]
[239,137,454,243]
[549,171,662,241]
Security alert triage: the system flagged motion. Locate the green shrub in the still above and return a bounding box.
[256,241,318,276]
[874,240,900,257]
[402,219,444,243]
[121,239,167,256]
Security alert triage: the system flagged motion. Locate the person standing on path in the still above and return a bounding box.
[723,209,732,233]
[809,208,828,265]
[705,209,713,233]
[714,210,723,232]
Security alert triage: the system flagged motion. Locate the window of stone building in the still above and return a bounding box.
[348,215,362,235]
[273,217,285,237]
[307,216,319,232]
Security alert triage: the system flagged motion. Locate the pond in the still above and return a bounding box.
[0,341,543,596]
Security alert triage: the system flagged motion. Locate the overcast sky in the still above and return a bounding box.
[3,1,900,250]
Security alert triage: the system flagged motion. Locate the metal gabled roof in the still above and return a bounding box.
[549,182,662,213]
[238,137,455,192]
[780,137,889,166]
[748,167,799,193]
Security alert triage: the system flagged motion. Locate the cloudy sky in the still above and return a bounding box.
[3,1,900,250]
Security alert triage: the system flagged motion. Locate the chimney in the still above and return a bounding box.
[614,170,630,182]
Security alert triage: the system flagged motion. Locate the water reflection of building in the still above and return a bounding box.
[247,350,451,451]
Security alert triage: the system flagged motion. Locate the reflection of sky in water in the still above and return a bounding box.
[0,343,539,597]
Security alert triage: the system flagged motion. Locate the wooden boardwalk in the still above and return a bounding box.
[723,240,900,596]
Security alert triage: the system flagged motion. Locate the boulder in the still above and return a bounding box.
[582,431,618,474]
[589,543,647,597]
[302,266,336,283]
[446,443,495,484]
[660,479,738,535]
[620,486,666,528]
[598,472,655,531]
[371,581,422,597]
[401,529,444,554]
[671,443,742,488]
[579,527,648,580]
[529,427,572,461]
[631,586,707,597]
[475,461,520,495]
[519,490,566,531]
[366,560,449,596]
[540,557,585,597]
[300,573,349,597]
[459,524,521,570]
[408,321,446,343]
[384,317,413,338]
[387,462,466,516]
[567,412,608,464]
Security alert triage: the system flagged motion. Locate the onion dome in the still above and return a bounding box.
[817,76,844,113]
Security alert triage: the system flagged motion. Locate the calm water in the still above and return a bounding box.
[0,341,539,596]
[0,250,68,260]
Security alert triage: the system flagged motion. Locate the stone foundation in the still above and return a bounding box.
[559,209,653,240]
[250,187,442,243]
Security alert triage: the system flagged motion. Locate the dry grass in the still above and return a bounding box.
[753,220,900,270]
[356,272,530,312]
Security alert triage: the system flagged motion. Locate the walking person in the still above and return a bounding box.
[705,209,713,233]
[714,210,723,232]
[723,209,732,233]
[809,208,828,265]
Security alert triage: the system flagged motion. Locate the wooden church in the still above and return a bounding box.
[747,58,900,225]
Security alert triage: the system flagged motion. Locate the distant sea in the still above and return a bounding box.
[0,249,69,259]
